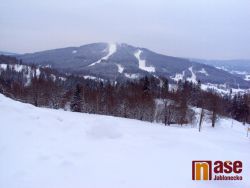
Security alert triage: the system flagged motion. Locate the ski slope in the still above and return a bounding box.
[187,66,198,84]
[89,43,117,67]
[0,94,249,188]
[134,50,155,72]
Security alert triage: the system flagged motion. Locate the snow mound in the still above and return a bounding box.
[0,94,249,188]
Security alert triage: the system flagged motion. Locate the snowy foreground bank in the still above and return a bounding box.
[0,94,249,188]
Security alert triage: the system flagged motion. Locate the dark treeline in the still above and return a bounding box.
[0,55,249,126]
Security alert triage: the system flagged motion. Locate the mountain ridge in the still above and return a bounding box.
[11,42,249,89]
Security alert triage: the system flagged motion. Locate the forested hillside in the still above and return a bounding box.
[0,55,249,126]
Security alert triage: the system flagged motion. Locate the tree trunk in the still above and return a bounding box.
[212,110,216,127]
[199,108,204,132]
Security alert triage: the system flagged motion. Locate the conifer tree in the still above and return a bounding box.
[70,84,83,112]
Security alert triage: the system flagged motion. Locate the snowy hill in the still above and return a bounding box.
[0,94,250,188]
[16,43,250,89]
[194,59,250,82]
[0,51,19,56]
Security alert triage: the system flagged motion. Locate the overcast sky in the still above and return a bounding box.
[1,0,250,59]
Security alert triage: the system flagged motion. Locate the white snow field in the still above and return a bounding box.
[0,94,249,188]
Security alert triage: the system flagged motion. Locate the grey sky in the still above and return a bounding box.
[1,0,250,59]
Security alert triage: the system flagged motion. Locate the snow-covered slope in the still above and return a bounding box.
[0,63,41,86]
[0,94,249,188]
[134,50,155,72]
[187,66,198,84]
[89,43,117,67]
[0,51,19,56]
[0,62,67,86]
[193,59,250,83]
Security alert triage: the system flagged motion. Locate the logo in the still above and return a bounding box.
[192,160,243,181]
[192,161,212,180]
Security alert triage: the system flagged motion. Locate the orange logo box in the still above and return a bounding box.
[192,161,212,180]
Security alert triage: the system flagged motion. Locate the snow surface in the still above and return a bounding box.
[124,73,140,79]
[216,66,229,72]
[245,75,250,81]
[231,70,248,75]
[0,94,250,188]
[50,74,56,81]
[116,64,124,73]
[134,50,155,72]
[13,64,24,72]
[44,65,52,68]
[187,66,198,84]
[215,67,250,82]
[198,68,209,76]
[201,83,228,94]
[0,63,41,86]
[0,63,29,73]
[58,76,66,81]
[89,43,117,67]
[36,68,41,77]
[201,83,250,95]
[0,63,7,70]
[72,50,77,54]
[83,75,104,81]
[171,71,185,82]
